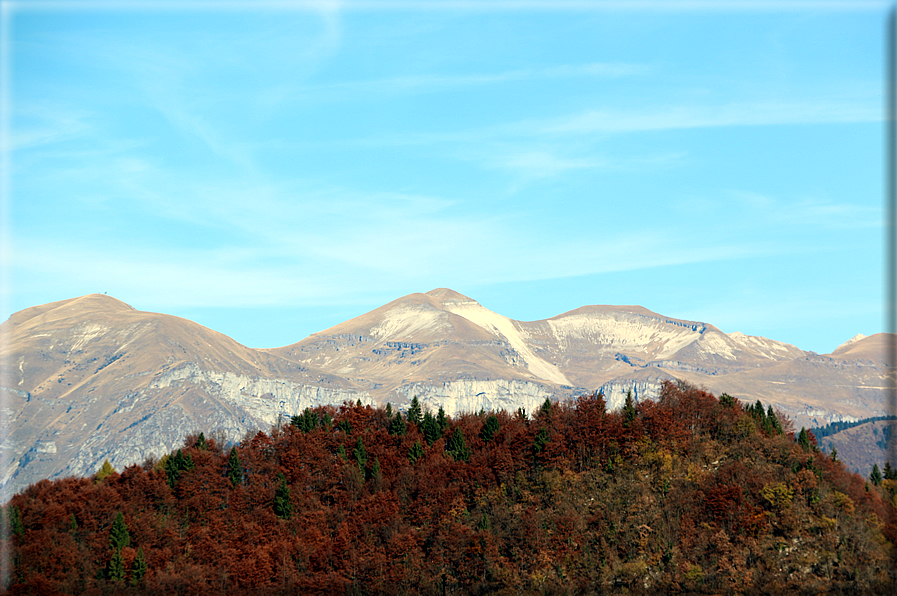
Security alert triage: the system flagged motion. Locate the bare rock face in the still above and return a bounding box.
[1,289,891,499]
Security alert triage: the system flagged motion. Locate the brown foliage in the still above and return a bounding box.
[5,383,896,594]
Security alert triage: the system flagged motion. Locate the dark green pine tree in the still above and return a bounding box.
[408,440,425,464]
[227,446,243,487]
[437,406,448,430]
[766,406,782,434]
[385,402,393,418]
[751,400,765,419]
[797,428,812,450]
[533,428,549,456]
[719,392,736,407]
[196,432,207,450]
[407,396,423,427]
[109,512,130,551]
[481,414,500,442]
[291,408,320,433]
[623,389,637,427]
[871,463,883,486]
[370,459,383,491]
[130,547,147,587]
[885,461,896,480]
[7,505,24,539]
[447,427,471,462]
[388,411,407,436]
[540,398,553,417]
[107,547,125,582]
[421,412,441,446]
[830,446,839,462]
[273,473,293,519]
[353,437,368,472]
[165,449,195,488]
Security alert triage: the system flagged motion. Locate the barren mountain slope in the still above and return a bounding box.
[1,290,891,500]
[0,295,368,499]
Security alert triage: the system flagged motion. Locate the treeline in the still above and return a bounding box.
[2,382,896,594]
[811,415,897,441]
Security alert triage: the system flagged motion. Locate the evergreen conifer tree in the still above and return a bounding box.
[421,412,441,445]
[481,414,500,442]
[447,427,471,462]
[273,473,293,519]
[407,396,423,426]
[533,428,549,455]
[437,406,448,430]
[107,548,125,582]
[109,512,130,551]
[388,411,407,436]
[766,406,782,434]
[871,463,883,486]
[196,432,207,450]
[408,440,425,464]
[165,449,195,488]
[7,505,23,539]
[227,446,243,487]
[540,398,553,417]
[130,547,147,586]
[798,428,812,450]
[353,437,368,471]
[623,390,637,427]
[370,459,383,491]
[386,403,392,418]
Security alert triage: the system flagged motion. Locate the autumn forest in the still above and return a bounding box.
[2,381,896,594]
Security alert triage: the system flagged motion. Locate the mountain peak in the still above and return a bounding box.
[425,288,477,304]
[834,333,867,353]
[5,293,134,327]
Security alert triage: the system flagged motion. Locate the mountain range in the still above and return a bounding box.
[0,288,890,499]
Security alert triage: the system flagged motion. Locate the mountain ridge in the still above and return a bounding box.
[1,289,889,499]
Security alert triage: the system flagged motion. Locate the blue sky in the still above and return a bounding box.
[0,0,889,354]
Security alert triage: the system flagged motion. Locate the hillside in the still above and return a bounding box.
[2,382,894,594]
[1,290,891,500]
[814,418,896,478]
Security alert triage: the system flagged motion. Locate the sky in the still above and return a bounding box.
[0,0,890,355]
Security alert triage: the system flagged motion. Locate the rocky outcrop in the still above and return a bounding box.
[391,378,584,416]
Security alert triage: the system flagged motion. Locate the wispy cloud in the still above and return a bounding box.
[8,103,95,150]
[7,173,775,312]
[725,189,881,231]
[296,61,647,97]
[538,100,880,134]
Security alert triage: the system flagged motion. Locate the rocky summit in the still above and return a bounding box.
[1,289,890,498]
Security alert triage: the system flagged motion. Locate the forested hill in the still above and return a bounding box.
[3,383,896,594]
